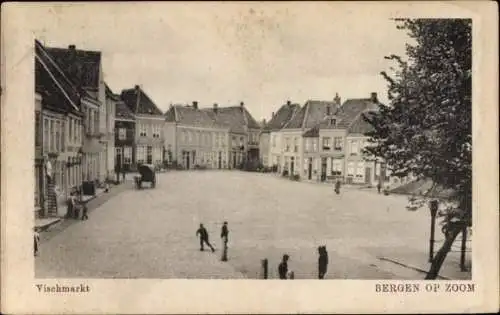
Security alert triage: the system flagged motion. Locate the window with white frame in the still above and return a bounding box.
[68,118,73,144]
[312,139,318,152]
[347,162,355,176]
[124,147,132,165]
[139,124,147,137]
[284,137,290,152]
[153,125,161,138]
[322,137,331,151]
[334,136,343,151]
[350,140,359,155]
[293,137,298,152]
[305,139,311,152]
[356,162,365,178]
[188,131,193,144]
[118,128,126,140]
[332,159,343,175]
[61,121,65,151]
[136,146,146,164]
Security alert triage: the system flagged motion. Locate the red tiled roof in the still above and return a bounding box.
[45,46,101,91]
[166,105,226,129]
[202,106,260,134]
[121,86,163,116]
[264,102,301,131]
[35,40,81,114]
[284,100,340,129]
[348,111,376,134]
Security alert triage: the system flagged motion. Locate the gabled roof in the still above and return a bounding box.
[121,86,163,116]
[202,105,260,134]
[45,45,101,91]
[300,96,381,135]
[35,39,81,114]
[115,100,135,121]
[264,102,301,132]
[348,110,376,134]
[165,105,227,129]
[284,100,340,130]
[105,83,121,101]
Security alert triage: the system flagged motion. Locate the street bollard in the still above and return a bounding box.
[261,259,268,279]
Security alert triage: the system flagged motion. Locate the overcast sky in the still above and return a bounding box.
[34,2,411,121]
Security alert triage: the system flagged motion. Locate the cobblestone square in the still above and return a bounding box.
[36,171,468,279]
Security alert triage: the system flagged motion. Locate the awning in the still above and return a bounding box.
[81,138,104,154]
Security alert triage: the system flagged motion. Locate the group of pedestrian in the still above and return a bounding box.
[67,191,88,220]
[195,222,329,279]
[195,222,230,261]
[278,246,329,280]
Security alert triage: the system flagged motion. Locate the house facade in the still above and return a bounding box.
[35,40,85,217]
[164,102,230,169]
[121,85,164,168]
[114,97,136,172]
[262,101,301,170]
[278,97,342,178]
[204,102,262,169]
[45,44,109,187]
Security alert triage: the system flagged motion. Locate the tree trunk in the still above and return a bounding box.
[425,224,462,279]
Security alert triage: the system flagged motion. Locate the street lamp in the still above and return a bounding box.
[429,199,439,262]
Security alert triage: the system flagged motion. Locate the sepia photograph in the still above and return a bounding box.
[1,1,498,314]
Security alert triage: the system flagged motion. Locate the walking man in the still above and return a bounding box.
[318,246,329,279]
[221,221,229,261]
[121,168,126,182]
[334,180,341,194]
[196,223,215,252]
[377,182,382,194]
[278,254,290,279]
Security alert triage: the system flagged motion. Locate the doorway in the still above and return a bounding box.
[365,167,372,185]
[308,158,312,180]
[320,158,327,182]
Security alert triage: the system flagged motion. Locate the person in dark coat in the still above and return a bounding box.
[115,163,121,183]
[334,180,341,194]
[220,221,229,261]
[196,224,215,252]
[377,182,382,194]
[278,254,290,279]
[221,221,229,246]
[318,246,329,279]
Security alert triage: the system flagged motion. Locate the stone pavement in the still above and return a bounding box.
[36,171,468,279]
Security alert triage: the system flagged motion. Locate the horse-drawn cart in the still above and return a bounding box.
[134,164,156,189]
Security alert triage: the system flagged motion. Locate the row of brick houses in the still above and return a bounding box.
[164,101,261,170]
[35,40,117,218]
[260,93,404,187]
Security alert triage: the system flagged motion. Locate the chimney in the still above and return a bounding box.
[134,85,140,90]
[287,100,291,106]
[213,103,218,113]
[370,92,378,103]
[68,45,76,50]
[192,101,198,109]
[240,101,244,107]
[334,93,341,106]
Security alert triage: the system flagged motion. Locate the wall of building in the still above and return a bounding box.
[134,116,165,166]
[259,132,270,166]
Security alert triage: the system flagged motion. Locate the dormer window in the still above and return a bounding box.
[329,118,336,126]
